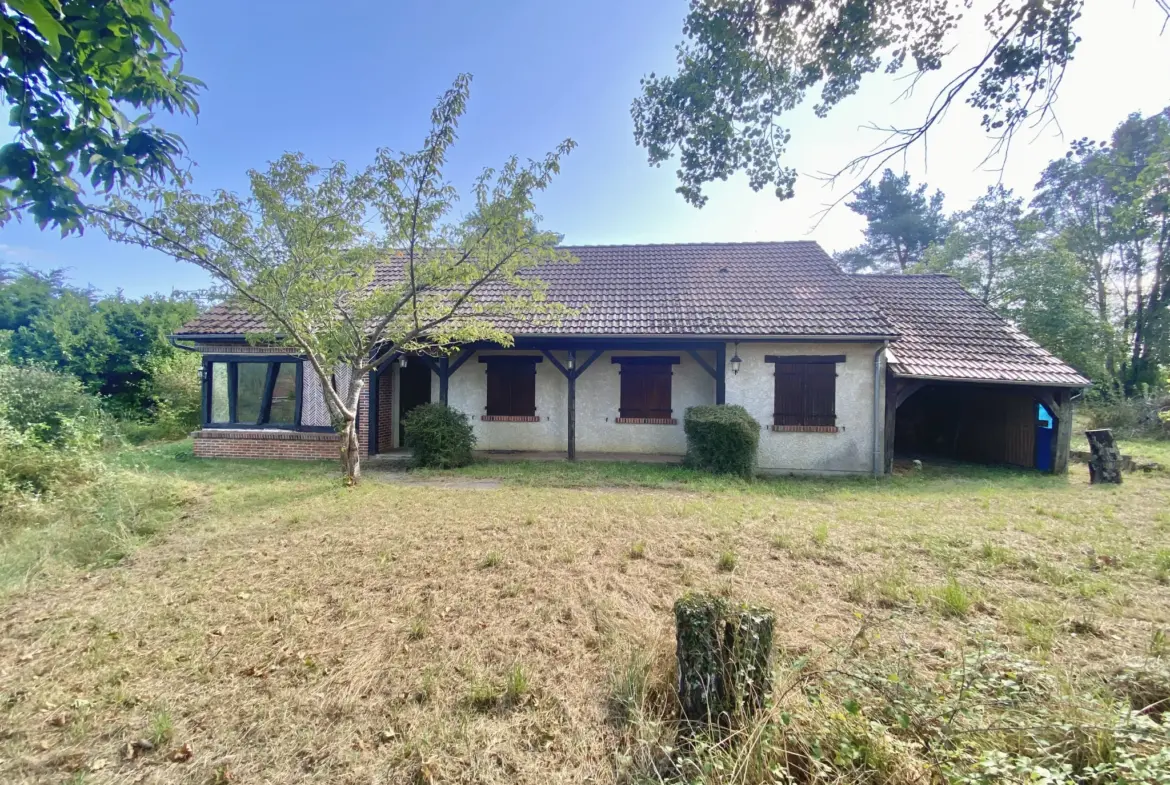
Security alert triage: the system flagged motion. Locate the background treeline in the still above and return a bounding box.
[839,107,1169,436]
[0,270,202,583]
[0,267,203,442]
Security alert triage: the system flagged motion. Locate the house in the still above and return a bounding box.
[173,242,1089,475]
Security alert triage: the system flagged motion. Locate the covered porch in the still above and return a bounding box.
[366,337,729,460]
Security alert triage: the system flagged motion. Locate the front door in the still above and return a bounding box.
[398,361,432,445]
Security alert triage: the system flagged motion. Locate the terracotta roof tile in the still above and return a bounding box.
[176,242,897,339]
[854,274,1089,387]
[174,242,1088,388]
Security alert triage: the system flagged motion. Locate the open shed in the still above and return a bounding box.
[856,275,1089,473]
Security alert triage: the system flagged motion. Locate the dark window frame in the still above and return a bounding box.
[765,355,842,428]
[613,356,679,420]
[480,355,542,418]
[201,354,324,431]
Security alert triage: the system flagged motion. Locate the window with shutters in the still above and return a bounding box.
[766,355,842,432]
[614,357,679,424]
[482,357,539,420]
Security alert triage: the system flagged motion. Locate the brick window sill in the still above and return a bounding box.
[481,415,541,422]
[615,417,678,425]
[770,425,839,433]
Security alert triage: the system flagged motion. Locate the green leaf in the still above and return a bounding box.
[8,0,67,57]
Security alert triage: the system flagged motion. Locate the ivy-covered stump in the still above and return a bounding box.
[674,592,775,737]
[1086,429,1123,485]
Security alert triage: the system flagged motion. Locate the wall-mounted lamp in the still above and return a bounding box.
[400,355,408,368]
[730,342,742,376]
[566,353,575,371]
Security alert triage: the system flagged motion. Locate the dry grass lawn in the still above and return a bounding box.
[2,443,1169,783]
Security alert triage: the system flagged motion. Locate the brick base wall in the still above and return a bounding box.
[193,382,372,461]
[193,429,343,460]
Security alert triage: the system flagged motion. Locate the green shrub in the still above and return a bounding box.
[0,365,106,502]
[0,419,101,498]
[0,363,106,444]
[683,405,760,478]
[403,403,476,468]
[1083,395,1170,440]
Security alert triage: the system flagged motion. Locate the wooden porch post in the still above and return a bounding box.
[715,343,726,404]
[1052,388,1073,475]
[567,349,577,461]
[438,356,450,405]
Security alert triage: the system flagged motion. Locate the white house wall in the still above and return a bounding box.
[725,342,885,475]
[443,350,716,454]
[424,342,885,473]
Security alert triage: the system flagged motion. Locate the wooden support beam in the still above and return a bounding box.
[895,379,926,408]
[686,349,717,379]
[540,348,570,377]
[447,348,475,375]
[574,349,604,378]
[438,356,449,405]
[567,349,577,460]
[715,344,726,404]
[373,348,401,377]
[1051,388,1073,475]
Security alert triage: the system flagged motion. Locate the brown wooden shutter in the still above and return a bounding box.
[644,366,672,419]
[773,363,805,426]
[486,364,508,416]
[511,362,536,416]
[803,363,836,426]
[485,360,537,416]
[773,361,837,426]
[620,364,674,419]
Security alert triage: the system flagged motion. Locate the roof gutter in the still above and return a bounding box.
[168,336,201,353]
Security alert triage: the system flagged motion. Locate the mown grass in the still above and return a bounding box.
[0,444,1167,784]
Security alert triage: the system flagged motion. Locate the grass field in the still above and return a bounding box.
[1,442,1168,783]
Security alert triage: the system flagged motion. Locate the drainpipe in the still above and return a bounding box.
[872,342,887,479]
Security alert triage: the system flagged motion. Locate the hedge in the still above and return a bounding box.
[403,403,476,468]
[683,405,760,478]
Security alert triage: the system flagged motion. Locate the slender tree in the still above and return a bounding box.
[836,169,947,273]
[96,75,576,484]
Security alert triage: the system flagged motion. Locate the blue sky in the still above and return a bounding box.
[3,0,1170,297]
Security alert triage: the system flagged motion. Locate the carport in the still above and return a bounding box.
[855,274,1089,474]
[887,378,1074,472]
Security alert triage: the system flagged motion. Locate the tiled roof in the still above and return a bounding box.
[174,242,1088,388]
[176,242,898,339]
[854,274,1090,387]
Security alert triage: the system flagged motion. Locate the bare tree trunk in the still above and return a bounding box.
[340,415,361,485]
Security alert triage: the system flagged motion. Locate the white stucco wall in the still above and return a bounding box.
[725,342,886,475]
[394,342,887,473]
[442,349,716,454]
[575,350,715,455]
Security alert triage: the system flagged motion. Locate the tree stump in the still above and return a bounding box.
[1085,429,1122,485]
[674,593,775,737]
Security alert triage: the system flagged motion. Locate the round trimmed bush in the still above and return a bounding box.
[684,404,761,478]
[403,403,476,468]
